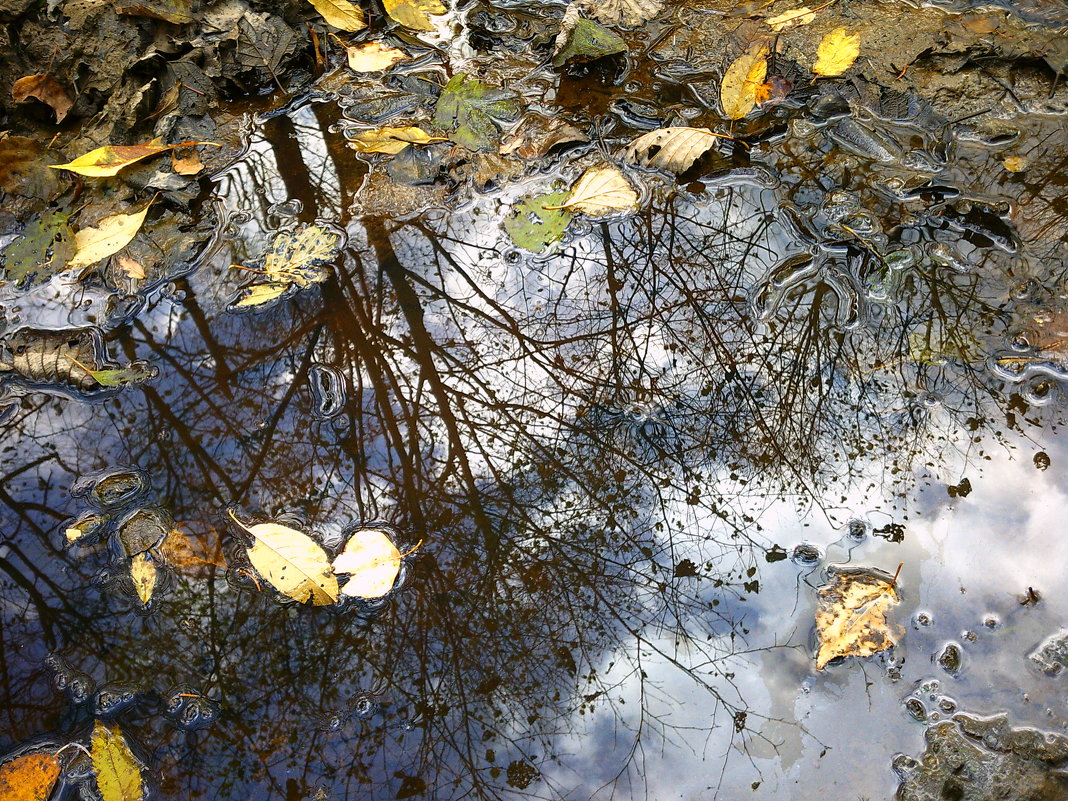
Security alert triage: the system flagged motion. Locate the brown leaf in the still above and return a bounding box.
[623,127,730,172]
[12,74,73,123]
[721,43,770,120]
[161,527,227,574]
[814,567,902,669]
[0,752,61,801]
[170,148,204,175]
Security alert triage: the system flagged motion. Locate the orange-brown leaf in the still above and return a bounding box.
[170,149,204,175]
[0,752,61,801]
[12,74,73,123]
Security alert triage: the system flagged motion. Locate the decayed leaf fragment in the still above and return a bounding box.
[721,43,770,120]
[576,0,662,27]
[0,751,61,801]
[545,166,638,216]
[308,0,366,30]
[68,204,152,270]
[433,73,520,151]
[552,4,627,67]
[229,511,339,605]
[812,27,861,77]
[623,127,730,173]
[51,139,216,178]
[130,553,157,604]
[333,528,403,598]
[170,149,204,176]
[342,40,409,71]
[814,567,902,669]
[766,6,815,31]
[232,282,291,308]
[90,721,143,801]
[383,0,446,31]
[116,256,146,280]
[12,74,73,122]
[348,126,447,155]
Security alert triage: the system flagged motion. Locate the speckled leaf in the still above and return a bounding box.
[814,568,902,669]
[504,191,573,252]
[576,0,661,27]
[433,73,520,151]
[0,752,61,801]
[721,43,769,120]
[2,209,74,286]
[90,721,143,801]
[230,511,339,605]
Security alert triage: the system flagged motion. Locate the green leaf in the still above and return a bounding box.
[2,209,74,286]
[504,192,573,253]
[67,356,155,388]
[552,13,627,67]
[433,74,521,152]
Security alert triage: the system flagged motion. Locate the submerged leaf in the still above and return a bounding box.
[504,191,573,253]
[348,126,447,155]
[343,40,409,71]
[0,752,61,801]
[68,204,152,270]
[130,553,157,605]
[232,282,291,308]
[51,139,216,178]
[433,74,520,151]
[766,6,815,31]
[2,209,74,286]
[12,74,73,122]
[91,721,143,801]
[333,528,403,598]
[814,568,902,669]
[308,0,366,30]
[383,0,446,30]
[576,0,662,27]
[721,43,770,120]
[66,356,155,388]
[623,127,730,173]
[230,511,339,605]
[812,27,861,77]
[545,166,638,216]
[552,5,627,67]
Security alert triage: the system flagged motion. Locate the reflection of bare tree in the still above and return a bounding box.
[0,92,1051,801]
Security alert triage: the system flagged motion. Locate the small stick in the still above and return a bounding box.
[888,562,904,590]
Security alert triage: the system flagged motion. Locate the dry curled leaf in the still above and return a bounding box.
[765,6,815,31]
[342,40,409,71]
[68,203,152,270]
[812,27,861,77]
[721,43,770,120]
[0,752,61,801]
[545,166,638,216]
[11,74,73,123]
[130,553,157,605]
[229,511,339,605]
[51,139,217,178]
[333,528,404,598]
[91,721,143,801]
[623,127,730,173]
[383,0,446,31]
[814,567,902,669]
[308,0,366,30]
[348,126,447,155]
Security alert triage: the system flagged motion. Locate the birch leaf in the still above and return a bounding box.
[545,166,638,216]
[383,0,446,31]
[812,27,861,77]
[623,127,730,173]
[91,721,143,801]
[343,41,409,72]
[51,139,216,177]
[308,0,366,29]
[814,568,902,669]
[766,6,815,31]
[68,205,151,269]
[229,511,339,605]
[0,752,61,801]
[333,528,402,598]
[348,126,448,155]
[721,43,770,120]
[130,553,157,604]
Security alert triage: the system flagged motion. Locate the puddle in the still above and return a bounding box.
[2,0,1068,798]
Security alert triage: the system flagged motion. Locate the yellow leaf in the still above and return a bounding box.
[229,510,339,605]
[766,6,815,31]
[51,139,217,177]
[130,553,157,605]
[348,126,448,155]
[0,752,61,801]
[90,721,143,801]
[342,40,410,72]
[262,225,341,284]
[383,0,446,31]
[308,0,366,30]
[68,204,151,270]
[623,127,731,173]
[232,282,290,308]
[721,43,769,120]
[1002,156,1027,172]
[544,166,638,216]
[812,27,860,77]
[333,528,403,598]
[814,567,902,669]
[66,527,85,544]
[116,256,146,280]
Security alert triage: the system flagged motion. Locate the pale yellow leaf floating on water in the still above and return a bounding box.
[232,282,290,308]
[766,6,815,31]
[544,166,638,216]
[308,0,366,30]
[812,27,861,77]
[68,204,151,270]
[383,0,446,31]
[623,127,731,173]
[342,40,410,72]
[348,126,448,155]
[130,553,157,605]
[721,42,770,121]
[333,528,404,598]
[90,721,143,801]
[51,138,216,177]
[814,566,903,669]
[229,510,339,605]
